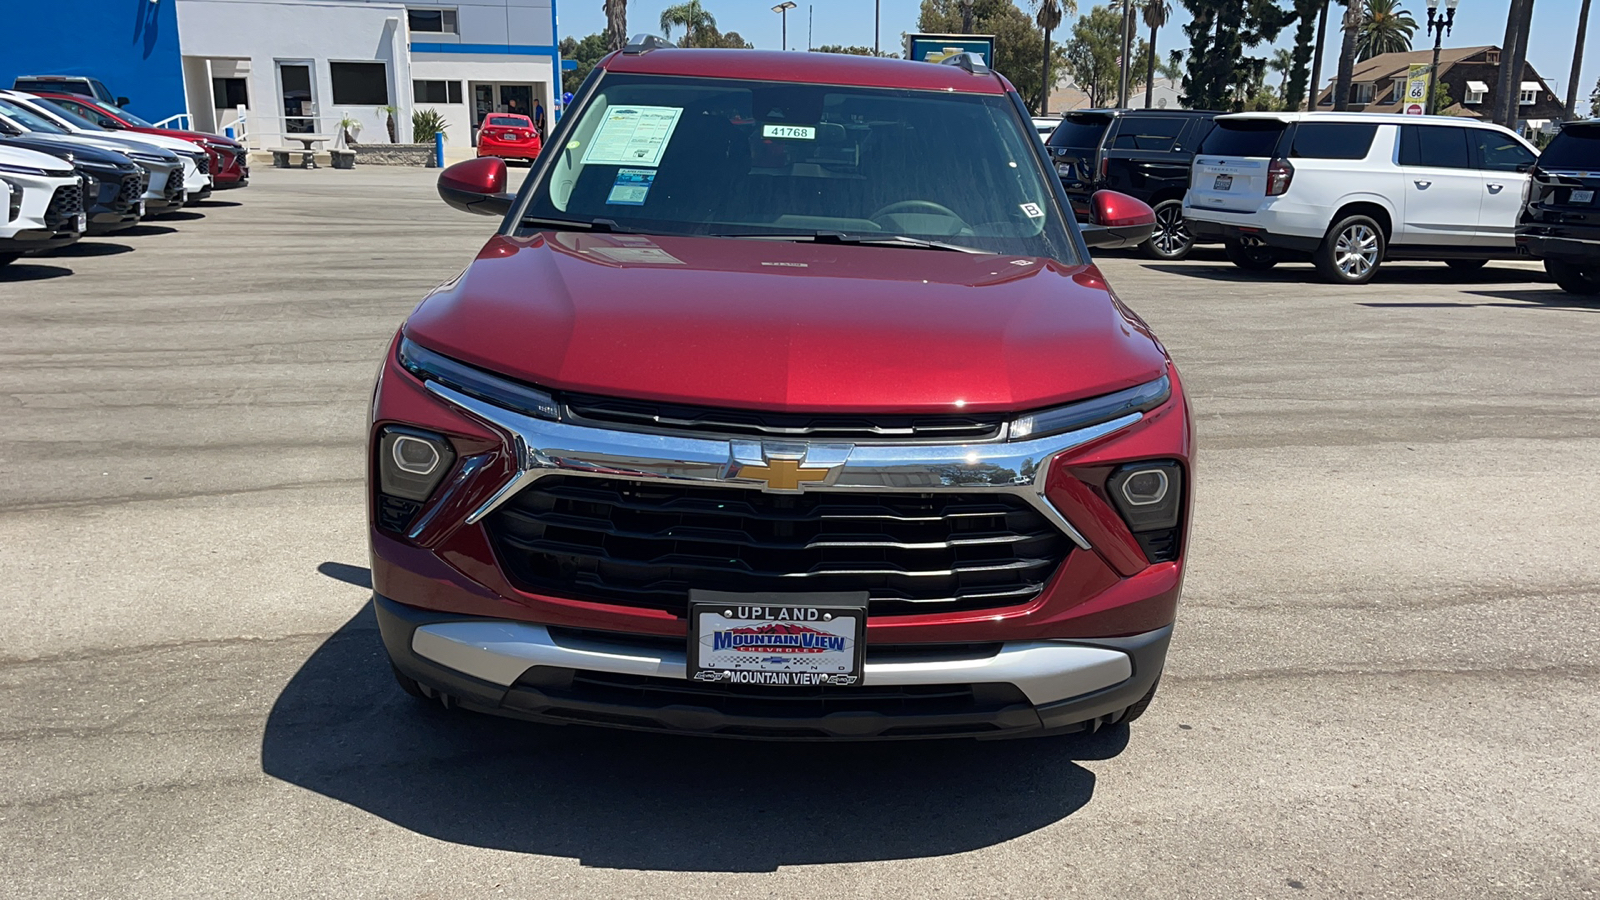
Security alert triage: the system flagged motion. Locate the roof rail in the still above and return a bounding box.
[622,34,676,54]
[939,52,991,75]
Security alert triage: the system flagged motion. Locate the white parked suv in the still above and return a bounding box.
[0,144,85,266]
[1183,112,1539,284]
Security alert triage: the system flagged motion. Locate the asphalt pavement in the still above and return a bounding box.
[1,167,1597,899]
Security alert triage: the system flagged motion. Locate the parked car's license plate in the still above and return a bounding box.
[74,213,86,233]
[1214,174,1233,191]
[1056,162,1074,178]
[688,591,866,687]
[1572,189,1595,204]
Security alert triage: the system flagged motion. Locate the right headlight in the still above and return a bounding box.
[1106,460,1184,563]
[398,336,560,421]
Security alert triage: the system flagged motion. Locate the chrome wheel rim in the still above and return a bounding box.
[1335,224,1379,279]
[1151,204,1191,256]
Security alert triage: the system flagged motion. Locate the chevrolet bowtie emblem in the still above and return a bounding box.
[737,457,832,492]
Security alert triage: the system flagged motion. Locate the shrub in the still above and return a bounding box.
[411,108,447,144]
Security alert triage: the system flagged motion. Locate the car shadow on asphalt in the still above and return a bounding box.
[1141,262,1547,286]
[155,211,205,222]
[117,224,179,238]
[191,199,243,208]
[0,262,74,281]
[40,242,134,258]
[263,578,1122,871]
[1355,289,1600,312]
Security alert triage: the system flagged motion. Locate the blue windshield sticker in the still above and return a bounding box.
[606,168,656,206]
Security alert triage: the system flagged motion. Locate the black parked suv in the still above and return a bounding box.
[0,125,147,235]
[1517,120,1600,295]
[1044,108,1220,259]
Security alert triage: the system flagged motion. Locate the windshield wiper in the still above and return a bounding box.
[711,231,991,255]
[520,216,641,233]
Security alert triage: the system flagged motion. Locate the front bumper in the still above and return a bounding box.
[376,593,1170,739]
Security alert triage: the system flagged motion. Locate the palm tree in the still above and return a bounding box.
[1033,0,1075,115]
[659,0,716,45]
[1143,0,1173,108]
[1355,0,1416,61]
[1332,0,1360,110]
[1566,0,1593,118]
[603,0,627,52]
[1270,47,1294,95]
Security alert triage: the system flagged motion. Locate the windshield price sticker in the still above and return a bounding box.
[581,105,684,167]
[606,168,656,205]
[761,124,816,141]
[688,592,866,687]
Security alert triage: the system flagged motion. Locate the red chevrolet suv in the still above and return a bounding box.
[369,42,1191,739]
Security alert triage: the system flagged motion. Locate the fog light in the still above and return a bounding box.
[1120,468,1169,506]
[1106,460,1183,557]
[392,435,441,475]
[378,427,455,501]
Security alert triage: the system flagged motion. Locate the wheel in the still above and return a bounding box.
[1119,677,1161,724]
[1140,199,1194,261]
[1313,214,1385,285]
[1223,238,1278,270]
[0,252,21,268]
[1545,259,1600,295]
[1445,258,1488,272]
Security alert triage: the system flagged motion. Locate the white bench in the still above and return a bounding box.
[269,147,317,169]
[330,148,356,170]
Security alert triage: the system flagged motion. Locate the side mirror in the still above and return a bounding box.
[1080,190,1156,249]
[438,157,513,216]
[103,118,125,129]
[116,97,131,107]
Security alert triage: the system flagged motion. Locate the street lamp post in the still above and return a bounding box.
[1424,0,1460,115]
[773,1,797,51]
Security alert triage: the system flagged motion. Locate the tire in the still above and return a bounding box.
[1545,258,1600,295]
[1119,677,1161,724]
[1313,214,1385,285]
[1223,238,1278,270]
[0,252,21,268]
[1444,258,1488,272]
[1140,199,1194,261]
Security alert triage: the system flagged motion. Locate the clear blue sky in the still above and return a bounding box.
[558,0,1597,108]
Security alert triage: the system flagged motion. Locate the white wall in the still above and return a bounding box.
[175,0,413,148]
[411,54,554,147]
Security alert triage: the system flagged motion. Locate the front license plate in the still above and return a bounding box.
[689,590,866,687]
[138,200,146,217]
[1214,174,1233,191]
[74,213,86,233]
[1571,189,1595,204]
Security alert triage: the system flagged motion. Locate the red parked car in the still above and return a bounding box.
[371,41,1188,739]
[32,92,249,190]
[475,113,542,164]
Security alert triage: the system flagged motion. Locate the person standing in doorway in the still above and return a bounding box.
[532,97,547,139]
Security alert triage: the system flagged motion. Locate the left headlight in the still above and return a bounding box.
[1009,374,1170,441]
[1106,460,1184,562]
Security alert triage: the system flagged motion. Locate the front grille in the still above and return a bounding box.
[43,183,83,229]
[116,170,147,208]
[194,154,210,175]
[486,475,1071,616]
[564,392,1004,442]
[163,174,182,201]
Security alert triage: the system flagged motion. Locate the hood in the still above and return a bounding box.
[404,233,1168,414]
[162,129,240,148]
[0,135,137,170]
[0,143,75,173]
[88,129,200,157]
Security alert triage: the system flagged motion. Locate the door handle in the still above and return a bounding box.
[1414,180,1431,189]
[1487,183,1504,193]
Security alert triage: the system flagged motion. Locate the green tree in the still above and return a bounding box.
[1591,76,1600,117]
[1282,0,1322,110]
[1179,0,1293,110]
[559,32,611,93]
[918,0,1063,110]
[1269,46,1293,93]
[1064,5,1151,108]
[659,0,717,44]
[815,44,876,54]
[1354,0,1416,60]
[1033,0,1076,114]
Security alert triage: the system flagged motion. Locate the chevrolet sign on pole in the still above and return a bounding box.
[1404,63,1432,115]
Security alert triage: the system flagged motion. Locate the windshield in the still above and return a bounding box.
[521,74,1076,261]
[1539,125,1600,169]
[28,97,110,132]
[0,99,70,134]
[1047,115,1112,150]
[87,98,153,127]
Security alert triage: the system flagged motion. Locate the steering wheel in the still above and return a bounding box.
[870,200,963,220]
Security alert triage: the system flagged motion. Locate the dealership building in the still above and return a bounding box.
[5,0,563,149]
